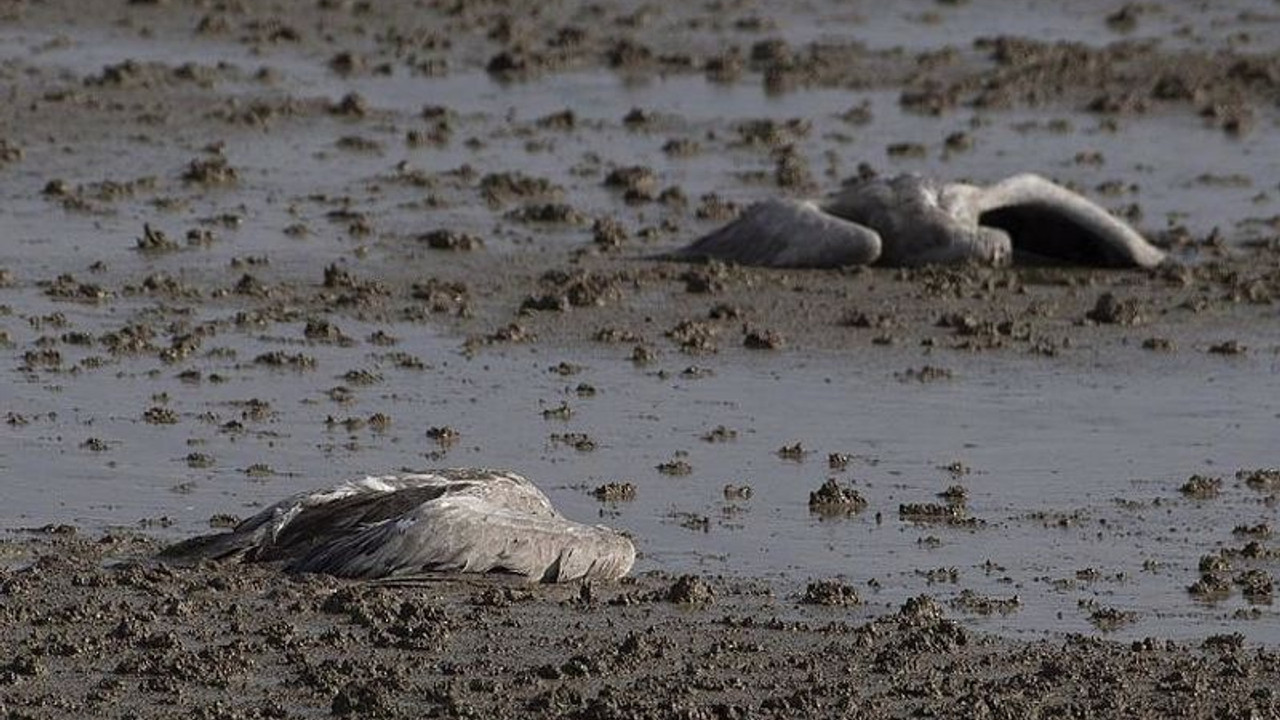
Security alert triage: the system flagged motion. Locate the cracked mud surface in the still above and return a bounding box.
[2,0,1280,716]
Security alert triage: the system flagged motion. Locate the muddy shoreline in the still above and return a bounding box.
[2,0,1280,715]
[2,532,1279,719]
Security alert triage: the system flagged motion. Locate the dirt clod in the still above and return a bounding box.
[809,478,868,514]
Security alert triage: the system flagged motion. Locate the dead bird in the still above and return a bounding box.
[668,173,1165,269]
[162,469,635,582]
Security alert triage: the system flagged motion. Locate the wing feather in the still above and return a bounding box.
[977,174,1165,268]
[289,495,635,582]
[162,469,635,583]
[669,198,882,268]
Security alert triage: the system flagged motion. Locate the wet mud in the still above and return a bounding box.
[2,0,1280,715]
[3,533,1280,719]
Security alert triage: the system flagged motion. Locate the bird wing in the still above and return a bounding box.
[669,198,882,268]
[159,474,419,563]
[161,471,531,564]
[162,469,635,583]
[975,173,1165,268]
[288,494,636,582]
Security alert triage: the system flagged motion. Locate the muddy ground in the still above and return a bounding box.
[3,532,1279,719]
[2,0,1280,716]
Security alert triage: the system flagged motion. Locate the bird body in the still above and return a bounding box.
[162,469,635,583]
[670,173,1165,269]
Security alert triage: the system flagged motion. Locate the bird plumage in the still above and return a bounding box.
[668,173,1165,269]
[161,469,635,583]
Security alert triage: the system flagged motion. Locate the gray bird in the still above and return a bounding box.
[162,469,636,583]
[669,173,1166,269]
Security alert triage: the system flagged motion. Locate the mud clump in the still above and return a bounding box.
[303,319,351,344]
[662,137,701,157]
[592,216,629,249]
[411,278,471,316]
[666,319,718,354]
[665,574,714,604]
[896,365,953,382]
[886,142,927,159]
[425,426,459,445]
[538,269,624,308]
[603,165,659,202]
[1180,474,1222,499]
[1235,569,1275,601]
[773,147,815,190]
[331,681,393,717]
[1188,571,1232,599]
[1214,565,1275,605]
[938,485,969,505]
[508,202,588,225]
[135,223,180,253]
[743,327,785,350]
[1238,468,1280,491]
[419,229,483,251]
[680,268,725,294]
[656,459,693,476]
[1086,292,1144,325]
[1208,340,1247,355]
[702,425,737,443]
[329,91,367,117]
[1,654,45,681]
[800,579,861,606]
[950,590,1021,615]
[1088,605,1139,631]
[254,351,317,370]
[142,406,178,424]
[899,503,982,527]
[809,478,868,514]
[550,432,596,451]
[480,172,562,206]
[321,585,449,650]
[0,138,22,165]
[42,273,110,302]
[486,50,534,78]
[591,482,636,501]
[734,118,811,148]
[181,155,238,185]
[536,108,576,131]
[776,441,806,461]
[1232,522,1272,539]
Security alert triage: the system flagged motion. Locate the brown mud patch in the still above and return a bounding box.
[2,534,1279,719]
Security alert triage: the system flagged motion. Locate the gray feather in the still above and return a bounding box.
[162,469,636,583]
[665,173,1163,269]
[975,173,1165,268]
[670,198,882,268]
[825,175,1010,266]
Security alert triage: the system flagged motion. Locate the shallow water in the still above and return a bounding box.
[5,297,1279,641]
